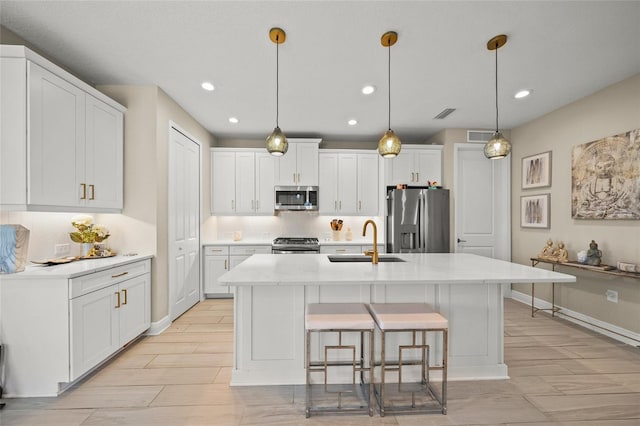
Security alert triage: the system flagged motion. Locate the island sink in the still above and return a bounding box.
[327,254,405,263]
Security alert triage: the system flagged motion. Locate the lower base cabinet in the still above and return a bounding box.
[204,244,270,298]
[0,257,151,397]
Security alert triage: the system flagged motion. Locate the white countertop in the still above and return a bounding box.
[219,253,576,286]
[0,254,153,280]
[203,238,380,246]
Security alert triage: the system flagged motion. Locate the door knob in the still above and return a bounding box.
[457,238,467,243]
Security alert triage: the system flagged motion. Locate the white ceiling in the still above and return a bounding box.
[1,1,639,143]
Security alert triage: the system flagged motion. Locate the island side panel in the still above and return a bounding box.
[438,282,507,379]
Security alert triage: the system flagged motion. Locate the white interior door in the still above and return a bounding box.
[454,143,510,261]
[169,125,201,321]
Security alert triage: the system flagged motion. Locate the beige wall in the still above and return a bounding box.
[510,74,640,334]
[98,85,215,323]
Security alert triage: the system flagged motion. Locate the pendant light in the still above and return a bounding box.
[378,31,401,158]
[484,34,511,159]
[266,27,288,156]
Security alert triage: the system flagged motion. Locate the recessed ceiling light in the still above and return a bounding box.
[348,119,358,126]
[201,81,215,91]
[362,85,375,95]
[514,89,531,99]
[228,117,239,124]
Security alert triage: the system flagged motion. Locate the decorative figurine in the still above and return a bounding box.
[585,240,602,266]
[552,241,569,263]
[539,239,555,259]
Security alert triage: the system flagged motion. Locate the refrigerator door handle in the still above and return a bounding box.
[457,238,467,243]
[419,191,426,252]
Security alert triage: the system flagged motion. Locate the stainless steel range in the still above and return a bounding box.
[272,237,320,254]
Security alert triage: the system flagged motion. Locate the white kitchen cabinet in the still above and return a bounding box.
[320,244,385,255]
[211,150,236,214]
[319,150,378,215]
[204,245,231,296]
[0,257,151,397]
[386,145,442,186]
[211,149,275,215]
[0,45,125,212]
[204,245,271,297]
[276,139,320,186]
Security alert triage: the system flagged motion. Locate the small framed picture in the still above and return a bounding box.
[521,194,550,228]
[522,151,552,189]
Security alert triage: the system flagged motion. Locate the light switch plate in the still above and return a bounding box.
[606,289,618,303]
[54,243,70,256]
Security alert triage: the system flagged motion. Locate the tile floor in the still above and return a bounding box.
[1,298,639,425]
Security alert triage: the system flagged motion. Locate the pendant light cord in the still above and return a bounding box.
[387,40,391,131]
[494,41,499,132]
[276,35,280,128]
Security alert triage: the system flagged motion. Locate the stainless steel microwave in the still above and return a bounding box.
[274,186,319,211]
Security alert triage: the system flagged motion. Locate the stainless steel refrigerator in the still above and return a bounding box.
[386,188,450,253]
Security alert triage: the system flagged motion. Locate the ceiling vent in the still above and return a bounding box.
[433,108,456,119]
[467,130,494,143]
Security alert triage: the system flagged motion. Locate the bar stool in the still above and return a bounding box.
[367,303,448,416]
[305,303,375,417]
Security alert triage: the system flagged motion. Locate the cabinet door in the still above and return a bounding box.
[70,284,119,381]
[387,151,415,185]
[204,255,230,294]
[276,144,298,185]
[28,61,85,208]
[211,151,236,214]
[337,154,358,214]
[357,153,379,215]
[255,153,276,214]
[235,152,256,213]
[296,143,319,186]
[85,94,124,210]
[318,153,339,214]
[415,150,442,185]
[118,274,151,346]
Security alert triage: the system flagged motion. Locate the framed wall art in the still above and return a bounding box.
[522,151,551,189]
[572,128,640,219]
[521,194,550,228]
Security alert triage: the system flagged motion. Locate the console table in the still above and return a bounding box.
[529,257,640,317]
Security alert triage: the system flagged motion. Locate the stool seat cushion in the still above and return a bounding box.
[368,303,448,330]
[306,303,375,330]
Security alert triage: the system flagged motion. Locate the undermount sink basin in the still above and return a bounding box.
[327,255,406,263]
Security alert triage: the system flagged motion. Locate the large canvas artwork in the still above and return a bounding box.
[572,129,640,219]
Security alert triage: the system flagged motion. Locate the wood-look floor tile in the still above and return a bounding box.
[527,393,640,421]
[83,367,220,387]
[81,405,242,426]
[105,353,156,369]
[50,385,163,409]
[540,373,638,394]
[146,353,233,368]
[505,345,580,361]
[144,331,234,343]
[184,322,234,333]
[0,408,94,426]
[443,395,551,424]
[126,342,199,355]
[194,341,234,353]
[214,367,234,384]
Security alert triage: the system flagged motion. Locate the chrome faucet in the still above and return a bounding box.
[362,220,379,264]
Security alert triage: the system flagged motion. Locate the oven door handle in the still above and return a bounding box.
[272,249,320,254]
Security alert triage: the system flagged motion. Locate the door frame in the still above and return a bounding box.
[168,121,202,320]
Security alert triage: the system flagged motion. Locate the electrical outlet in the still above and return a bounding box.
[606,289,618,303]
[54,243,70,256]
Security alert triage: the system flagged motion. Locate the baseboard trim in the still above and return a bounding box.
[510,291,640,347]
[146,315,171,335]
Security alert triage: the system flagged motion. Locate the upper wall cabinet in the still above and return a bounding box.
[275,138,320,186]
[385,145,443,186]
[319,150,379,216]
[0,46,126,212]
[211,148,275,215]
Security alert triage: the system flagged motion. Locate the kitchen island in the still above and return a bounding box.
[218,253,575,385]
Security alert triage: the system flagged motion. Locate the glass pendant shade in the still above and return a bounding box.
[266,126,288,156]
[483,131,511,159]
[378,129,401,158]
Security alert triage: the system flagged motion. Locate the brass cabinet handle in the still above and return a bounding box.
[80,183,86,200]
[251,199,254,210]
[224,259,228,270]
[339,200,342,210]
[89,184,95,200]
[122,289,128,305]
[336,249,346,252]
[334,201,337,211]
[359,200,362,211]
[293,172,296,183]
[111,271,128,278]
[411,172,415,182]
[256,200,259,210]
[115,291,121,308]
[416,172,419,182]
[297,173,300,183]
[231,200,235,210]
